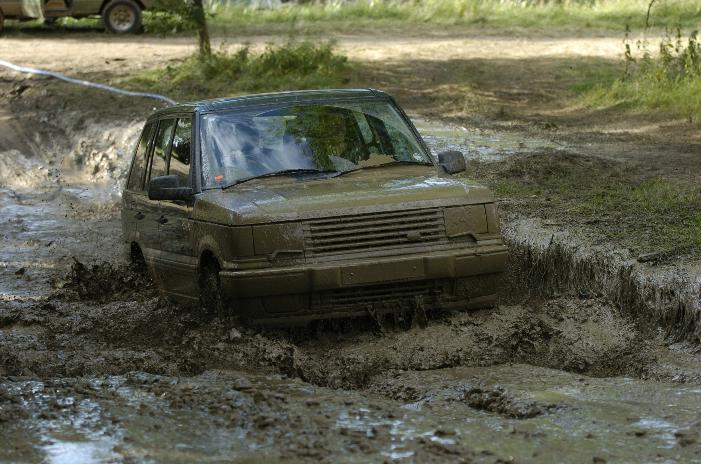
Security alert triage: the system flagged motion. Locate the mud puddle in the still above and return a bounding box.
[414,117,563,161]
[3,365,701,463]
[0,187,123,300]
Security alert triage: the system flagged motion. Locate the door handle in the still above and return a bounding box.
[134,212,145,220]
[157,216,168,224]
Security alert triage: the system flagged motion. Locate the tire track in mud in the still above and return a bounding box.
[0,259,667,387]
[504,217,701,343]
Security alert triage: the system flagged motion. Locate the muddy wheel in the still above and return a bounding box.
[129,243,147,275]
[199,260,223,317]
[102,0,141,34]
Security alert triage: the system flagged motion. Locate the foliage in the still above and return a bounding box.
[126,40,350,101]
[584,27,701,117]
[571,1,701,117]
[143,10,196,34]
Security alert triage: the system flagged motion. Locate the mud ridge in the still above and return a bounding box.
[504,217,701,343]
[56,259,155,302]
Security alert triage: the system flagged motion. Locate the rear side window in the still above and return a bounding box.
[126,122,155,191]
[149,119,175,181]
[169,117,192,187]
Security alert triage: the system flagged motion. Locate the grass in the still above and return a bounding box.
[582,28,701,118]
[467,153,701,255]
[4,0,701,36]
[125,41,351,102]
[208,0,701,33]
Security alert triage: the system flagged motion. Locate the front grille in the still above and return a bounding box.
[304,208,447,256]
[312,281,442,309]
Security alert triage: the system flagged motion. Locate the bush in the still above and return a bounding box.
[127,40,350,101]
[143,10,196,34]
[584,27,701,117]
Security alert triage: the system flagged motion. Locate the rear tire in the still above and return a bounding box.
[199,260,222,317]
[102,0,141,34]
[129,243,147,275]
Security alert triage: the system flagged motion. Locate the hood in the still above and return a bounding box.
[192,165,495,226]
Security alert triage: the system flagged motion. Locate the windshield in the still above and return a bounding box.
[200,100,432,188]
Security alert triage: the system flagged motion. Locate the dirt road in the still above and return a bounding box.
[2,32,701,462]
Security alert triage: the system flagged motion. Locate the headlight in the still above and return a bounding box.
[444,205,488,239]
[253,223,305,257]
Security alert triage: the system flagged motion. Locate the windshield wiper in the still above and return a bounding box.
[332,160,433,177]
[222,169,337,189]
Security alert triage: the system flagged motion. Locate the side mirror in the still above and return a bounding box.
[148,175,193,201]
[437,150,466,174]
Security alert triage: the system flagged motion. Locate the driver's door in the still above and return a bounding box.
[142,118,175,281]
[157,116,198,299]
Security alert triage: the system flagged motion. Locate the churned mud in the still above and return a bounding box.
[2,35,701,463]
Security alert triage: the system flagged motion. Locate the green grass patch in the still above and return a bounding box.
[125,41,351,102]
[6,0,701,37]
[4,0,701,35]
[209,0,701,33]
[468,153,701,255]
[582,28,701,118]
[693,214,701,247]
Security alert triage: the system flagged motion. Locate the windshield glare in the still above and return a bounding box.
[200,100,432,188]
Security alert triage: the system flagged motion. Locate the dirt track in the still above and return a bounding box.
[2,32,701,462]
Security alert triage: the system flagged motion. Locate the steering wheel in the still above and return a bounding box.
[364,137,383,154]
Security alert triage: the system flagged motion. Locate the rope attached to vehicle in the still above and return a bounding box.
[0,59,176,105]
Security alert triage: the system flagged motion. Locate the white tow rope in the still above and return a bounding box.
[0,59,177,105]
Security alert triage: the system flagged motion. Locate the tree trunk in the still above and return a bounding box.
[192,0,211,57]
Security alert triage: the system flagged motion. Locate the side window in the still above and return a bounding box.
[169,117,192,187]
[149,119,175,181]
[126,122,155,191]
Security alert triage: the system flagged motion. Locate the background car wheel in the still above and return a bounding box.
[199,260,223,317]
[102,0,142,34]
[0,10,5,36]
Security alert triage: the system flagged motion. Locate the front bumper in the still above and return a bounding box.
[219,244,508,323]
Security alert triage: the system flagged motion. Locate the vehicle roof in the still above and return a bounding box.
[148,89,390,119]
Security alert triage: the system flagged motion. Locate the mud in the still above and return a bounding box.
[2,56,701,462]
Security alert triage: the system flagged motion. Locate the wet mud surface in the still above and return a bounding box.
[2,74,701,462]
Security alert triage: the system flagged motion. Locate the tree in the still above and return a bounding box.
[191,0,211,57]
[153,0,211,57]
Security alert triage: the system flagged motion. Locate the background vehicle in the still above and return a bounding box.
[122,89,508,326]
[0,0,149,34]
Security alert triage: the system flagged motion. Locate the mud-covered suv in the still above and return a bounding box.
[122,89,508,325]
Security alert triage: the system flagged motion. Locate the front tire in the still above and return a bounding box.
[102,0,141,34]
[199,260,222,317]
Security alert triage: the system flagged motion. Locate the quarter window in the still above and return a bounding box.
[169,117,192,187]
[126,122,155,191]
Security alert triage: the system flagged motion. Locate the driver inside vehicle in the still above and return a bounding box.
[200,102,433,189]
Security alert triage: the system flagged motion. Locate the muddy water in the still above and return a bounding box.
[3,365,701,463]
[414,117,562,161]
[2,114,701,463]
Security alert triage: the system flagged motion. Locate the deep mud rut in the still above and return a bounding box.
[2,48,701,462]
